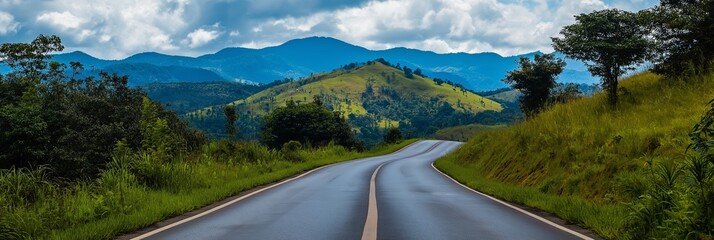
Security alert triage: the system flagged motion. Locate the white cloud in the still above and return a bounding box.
[186,28,221,48]
[36,11,86,30]
[28,0,188,58]
[0,0,659,58]
[246,0,616,56]
[0,11,19,35]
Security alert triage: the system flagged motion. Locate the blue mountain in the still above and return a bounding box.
[4,36,597,90]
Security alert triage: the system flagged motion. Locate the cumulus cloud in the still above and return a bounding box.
[250,0,613,56]
[36,11,86,31]
[186,28,221,48]
[0,11,19,35]
[0,0,658,58]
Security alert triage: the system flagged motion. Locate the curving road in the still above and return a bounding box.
[134,140,589,240]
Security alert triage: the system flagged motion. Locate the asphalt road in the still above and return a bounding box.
[137,140,587,240]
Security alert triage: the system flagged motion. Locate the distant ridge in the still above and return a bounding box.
[4,36,597,90]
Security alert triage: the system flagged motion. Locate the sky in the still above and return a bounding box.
[0,0,659,59]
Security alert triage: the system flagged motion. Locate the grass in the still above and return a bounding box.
[0,139,417,240]
[189,62,502,118]
[434,72,714,239]
[432,124,504,141]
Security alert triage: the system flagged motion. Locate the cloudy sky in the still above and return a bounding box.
[0,0,658,59]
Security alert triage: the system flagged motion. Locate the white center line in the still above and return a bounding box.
[361,162,385,240]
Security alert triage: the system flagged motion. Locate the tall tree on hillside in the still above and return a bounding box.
[552,9,652,107]
[223,105,238,139]
[503,54,566,117]
[644,0,714,77]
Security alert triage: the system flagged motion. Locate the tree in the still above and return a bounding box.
[261,100,360,150]
[503,54,565,117]
[414,68,424,77]
[548,83,583,105]
[552,9,652,106]
[644,0,714,77]
[223,105,238,138]
[403,66,414,79]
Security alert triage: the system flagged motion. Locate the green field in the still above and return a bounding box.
[435,72,714,239]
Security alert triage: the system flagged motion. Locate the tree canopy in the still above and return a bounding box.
[644,0,714,77]
[503,54,565,117]
[0,35,204,179]
[552,9,651,106]
[261,99,361,150]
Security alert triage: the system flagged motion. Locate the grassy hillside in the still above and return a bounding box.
[435,72,714,238]
[225,61,500,115]
[485,89,520,103]
[432,124,504,142]
[187,61,503,143]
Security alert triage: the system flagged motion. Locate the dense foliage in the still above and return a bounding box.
[503,54,565,117]
[0,35,204,179]
[142,81,265,114]
[645,0,714,77]
[260,100,361,150]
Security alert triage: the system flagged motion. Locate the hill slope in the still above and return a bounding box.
[435,72,714,238]
[186,61,503,144]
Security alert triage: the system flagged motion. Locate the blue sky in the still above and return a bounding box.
[0,0,658,59]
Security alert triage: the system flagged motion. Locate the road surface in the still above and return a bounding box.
[135,140,588,240]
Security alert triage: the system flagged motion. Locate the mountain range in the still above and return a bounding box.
[20,36,596,91]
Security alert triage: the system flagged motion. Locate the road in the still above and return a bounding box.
[135,140,588,240]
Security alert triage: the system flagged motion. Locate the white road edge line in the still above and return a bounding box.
[130,141,423,240]
[131,165,330,240]
[430,163,594,240]
[361,163,385,240]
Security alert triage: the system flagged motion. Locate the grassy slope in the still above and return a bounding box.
[432,124,504,142]
[435,72,714,238]
[190,62,502,123]
[485,89,520,103]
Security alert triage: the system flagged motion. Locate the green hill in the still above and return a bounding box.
[186,60,503,144]
[435,72,714,238]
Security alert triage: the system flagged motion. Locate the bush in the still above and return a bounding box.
[261,100,360,150]
[383,127,402,144]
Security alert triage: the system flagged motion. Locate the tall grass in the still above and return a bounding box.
[435,72,714,239]
[0,139,416,239]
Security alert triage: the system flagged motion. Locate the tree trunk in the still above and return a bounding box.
[607,75,618,107]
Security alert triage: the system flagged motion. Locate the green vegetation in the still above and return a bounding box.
[0,35,204,180]
[0,139,417,239]
[260,99,361,150]
[432,124,504,142]
[187,60,505,145]
[436,72,714,239]
[503,53,566,117]
[383,127,402,144]
[644,1,714,77]
[553,9,651,106]
[142,81,266,114]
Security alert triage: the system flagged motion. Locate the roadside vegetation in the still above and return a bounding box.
[0,35,415,239]
[437,1,714,239]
